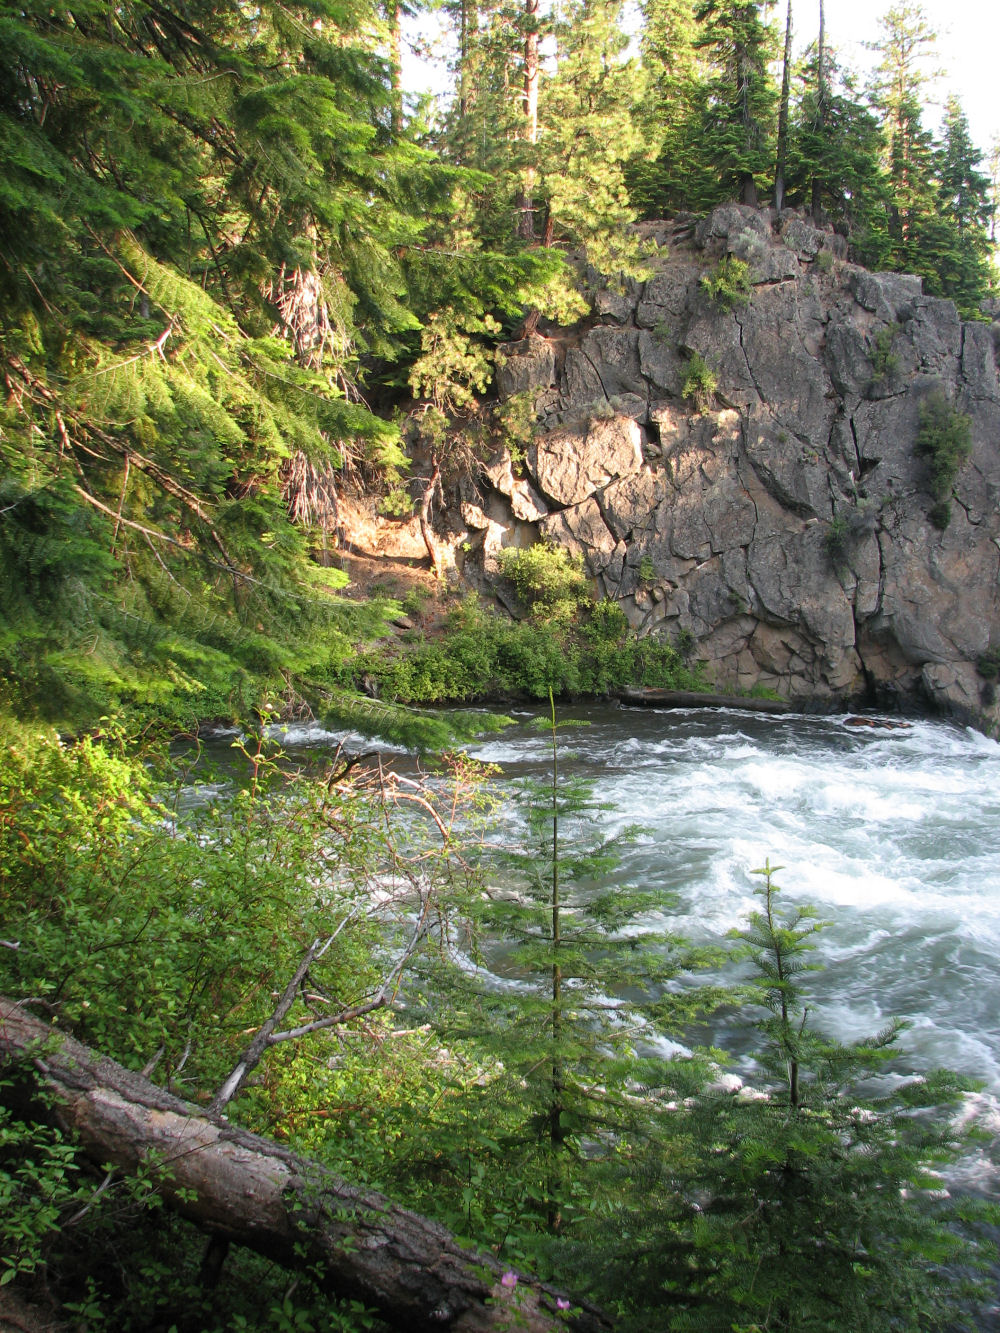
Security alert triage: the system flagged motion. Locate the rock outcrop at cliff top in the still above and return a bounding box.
[470,205,1000,728]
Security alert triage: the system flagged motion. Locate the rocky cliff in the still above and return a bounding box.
[453,205,1000,729]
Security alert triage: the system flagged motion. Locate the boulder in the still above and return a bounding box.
[495,335,556,400]
[529,415,643,508]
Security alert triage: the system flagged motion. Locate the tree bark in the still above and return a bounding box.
[811,0,826,221]
[387,0,403,135]
[0,998,610,1333]
[774,0,793,214]
[518,0,540,239]
[419,457,444,580]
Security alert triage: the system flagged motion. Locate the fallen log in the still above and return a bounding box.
[0,999,611,1333]
[618,688,792,715]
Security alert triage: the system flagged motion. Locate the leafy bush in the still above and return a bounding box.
[497,542,590,622]
[681,352,718,413]
[351,596,701,703]
[824,513,851,567]
[915,390,972,530]
[870,326,900,383]
[700,255,753,310]
[494,391,538,468]
[585,597,629,643]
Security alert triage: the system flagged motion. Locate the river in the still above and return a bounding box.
[274,704,1000,1087]
[466,705,1000,1091]
[246,703,1000,1186]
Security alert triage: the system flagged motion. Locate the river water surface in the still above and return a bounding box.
[274,703,1000,1105]
[462,705,1000,1103]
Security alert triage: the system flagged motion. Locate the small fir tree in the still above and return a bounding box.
[601,861,998,1332]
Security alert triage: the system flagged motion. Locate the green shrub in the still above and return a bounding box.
[816,248,835,272]
[700,255,753,311]
[681,352,718,413]
[824,513,851,568]
[497,542,590,622]
[378,486,413,518]
[585,597,629,643]
[351,595,703,703]
[638,555,656,585]
[675,626,695,655]
[494,391,537,468]
[915,390,972,530]
[870,326,900,384]
[401,585,433,619]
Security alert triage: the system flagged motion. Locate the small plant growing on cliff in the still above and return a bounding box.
[638,554,656,585]
[824,513,851,569]
[497,542,590,623]
[700,255,753,311]
[915,389,972,530]
[816,248,835,273]
[378,485,414,519]
[870,326,900,385]
[681,353,718,413]
[495,391,537,469]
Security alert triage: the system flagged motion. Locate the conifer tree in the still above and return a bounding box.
[414,698,712,1251]
[692,0,778,207]
[598,861,998,1332]
[868,3,941,262]
[0,0,455,722]
[537,0,649,276]
[788,53,889,263]
[632,0,714,216]
[868,8,991,312]
[773,0,793,213]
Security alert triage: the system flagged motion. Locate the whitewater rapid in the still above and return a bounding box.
[468,706,1000,1093]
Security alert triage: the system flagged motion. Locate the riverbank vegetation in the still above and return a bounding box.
[2,721,997,1330]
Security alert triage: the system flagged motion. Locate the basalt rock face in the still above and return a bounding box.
[468,206,1000,728]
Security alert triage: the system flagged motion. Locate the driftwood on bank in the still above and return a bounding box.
[618,687,792,715]
[0,999,611,1333]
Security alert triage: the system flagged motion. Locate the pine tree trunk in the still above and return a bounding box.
[774,0,793,213]
[811,0,826,221]
[388,0,403,136]
[518,0,540,239]
[460,0,472,120]
[0,998,610,1333]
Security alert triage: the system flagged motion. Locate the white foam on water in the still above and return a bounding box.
[467,707,1000,1093]
[265,721,406,751]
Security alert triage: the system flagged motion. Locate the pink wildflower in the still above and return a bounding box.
[500,1271,518,1290]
